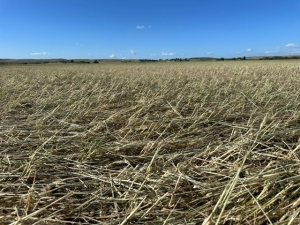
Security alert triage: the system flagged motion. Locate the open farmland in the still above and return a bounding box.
[1,61,300,224]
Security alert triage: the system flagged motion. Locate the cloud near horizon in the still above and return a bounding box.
[236,48,253,54]
[270,43,300,55]
[31,51,49,55]
[109,53,115,58]
[265,50,279,54]
[161,52,176,56]
[130,50,136,55]
[286,43,298,47]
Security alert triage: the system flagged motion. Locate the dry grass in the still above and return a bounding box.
[1,61,300,224]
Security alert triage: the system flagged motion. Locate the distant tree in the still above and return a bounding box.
[69,60,75,63]
[242,56,246,60]
[93,60,99,63]
[139,59,158,62]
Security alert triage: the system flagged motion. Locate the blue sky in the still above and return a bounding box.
[0,0,300,59]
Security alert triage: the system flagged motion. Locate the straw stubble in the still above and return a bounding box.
[1,61,300,224]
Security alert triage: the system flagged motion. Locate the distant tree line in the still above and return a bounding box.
[138,58,190,62]
[216,55,300,61]
[69,60,90,63]
[217,56,246,61]
[168,58,189,62]
[231,56,246,60]
[139,59,159,62]
[2,55,299,65]
[260,56,300,60]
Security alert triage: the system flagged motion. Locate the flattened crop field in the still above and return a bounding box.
[1,61,300,224]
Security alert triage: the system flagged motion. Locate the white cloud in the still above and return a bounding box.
[109,53,115,58]
[161,52,176,56]
[236,49,252,54]
[206,52,213,55]
[31,51,49,55]
[286,43,298,47]
[130,50,136,55]
[265,50,279,54]
[136,25,144,29]
[264,43,300,55]
[291,49,300,54]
